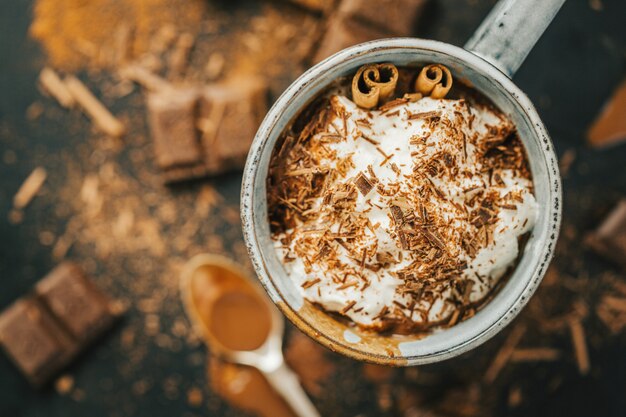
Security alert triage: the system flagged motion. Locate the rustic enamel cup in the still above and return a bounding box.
[241,0,564,365]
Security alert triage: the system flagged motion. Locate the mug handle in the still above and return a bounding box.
[465,0,567,78]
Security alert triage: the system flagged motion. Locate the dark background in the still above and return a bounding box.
[1,0,625,416]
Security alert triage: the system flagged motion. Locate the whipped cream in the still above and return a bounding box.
[272,94,537,330]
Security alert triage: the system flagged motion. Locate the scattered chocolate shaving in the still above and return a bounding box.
[510,348,560,362]
[390,163,401,175]
[568,317,590,375]
[13,167,47,210]
[408,110,441,120]
[301,278,321,289]
[64,75,125,137]
[499,203,517,210]
[119,64,172,92]
[390,205,404,226]
[378,98,409,113]
[38,67,75,108]
[341,300,357,314]
[373,306,390,320]
[484,324,526,383]
[354,172,374,196]
[360,134,380,146]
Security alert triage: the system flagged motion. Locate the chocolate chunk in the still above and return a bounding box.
[199,77,268,174]
[313,16,389,63]
[35,262,117,343]
[0,298,76,386]
[586,199,626,270]
[338,0,427,35]
[0,263,122,386]
[147,79,268,183]
[147,88,202,170]
[587,78,626,148]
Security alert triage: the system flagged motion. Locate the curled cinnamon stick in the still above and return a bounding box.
[363,63,398,103]
[351,63,399,109]
[415,64,453,99]
[352,65,380,109]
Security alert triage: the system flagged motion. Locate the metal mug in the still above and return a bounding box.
[241,0,565,365]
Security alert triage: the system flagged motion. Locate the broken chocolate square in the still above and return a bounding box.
[586,199,626,270]
[0,298,77,386]
[0,263,122,386]
[199,77,269,174]
[313,15,389,63]
[35,262,117,343]
[147,88,203,170]
[337,0,426,35]
[147,79,268,183]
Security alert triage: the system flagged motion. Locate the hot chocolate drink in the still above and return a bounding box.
[268,63,537,334]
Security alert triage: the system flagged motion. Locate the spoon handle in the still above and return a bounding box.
[262,361,321,417]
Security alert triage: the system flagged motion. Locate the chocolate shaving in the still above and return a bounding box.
[354,172,374,196]
[360,134,380,146]
[484,324,526,383]
[373,306,389,320]
[408,110,441,120]
[378,98,409,113]
[499,203,517,210]
[568,318,590,375]
[390,205,404,226]
[341,300,357,314]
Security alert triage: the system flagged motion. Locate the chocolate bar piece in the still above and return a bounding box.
[35,262,117,343]
[0,263,121,386]
[0,298,76,386]
[147,88,203,170]
[586,199,626,270]
[337,0,426,35]
[313,15,389,63]
[199,77,269,174]
[147,79,268,183]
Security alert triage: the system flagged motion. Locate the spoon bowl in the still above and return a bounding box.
[180,253,320,417]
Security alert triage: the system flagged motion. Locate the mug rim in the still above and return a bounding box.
[241,38,562,365]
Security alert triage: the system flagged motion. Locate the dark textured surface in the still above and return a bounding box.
[1,0,625,416]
